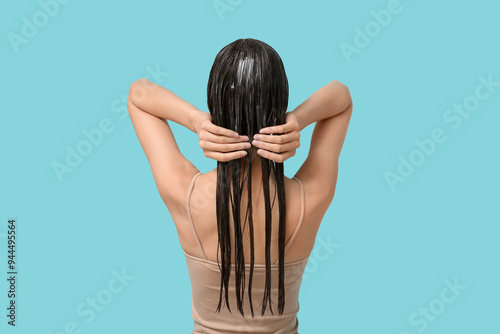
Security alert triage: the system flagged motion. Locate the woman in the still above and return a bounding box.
[127,38,353,333]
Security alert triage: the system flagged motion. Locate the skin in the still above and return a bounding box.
[127,78,353,263]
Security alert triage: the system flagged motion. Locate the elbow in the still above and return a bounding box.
[330,80,348,90]
[337,81,352,106]
[344,95,353,114]
[329,80,353,113]
[344,85,353,110]
[128,78,150,106]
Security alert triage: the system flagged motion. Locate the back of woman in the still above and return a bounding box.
[183,172,310,333]
[186,172,308,264]
[127,38,353,333]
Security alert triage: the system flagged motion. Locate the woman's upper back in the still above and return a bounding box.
[180,168,333,265]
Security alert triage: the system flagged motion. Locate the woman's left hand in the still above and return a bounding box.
[195,112,250,162]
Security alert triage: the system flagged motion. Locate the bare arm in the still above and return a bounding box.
[291,80,352,133]
[292,80,353,204]
[128,78,205,133]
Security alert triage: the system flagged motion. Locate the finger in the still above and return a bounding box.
[253,132,298,144]
[204,122,240,138]
[251,140,296,153]
[201,131,249,144]
[200,140,251,152]
[259,122,293,135]
[255,149,294,163]
[204,150,248,162]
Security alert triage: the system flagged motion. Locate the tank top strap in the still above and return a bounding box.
[284,176,306,254]
[186,171,207,260]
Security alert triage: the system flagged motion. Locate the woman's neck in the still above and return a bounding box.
[228,148,275,187]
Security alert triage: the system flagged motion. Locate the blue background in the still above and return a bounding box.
[1,0,499,333]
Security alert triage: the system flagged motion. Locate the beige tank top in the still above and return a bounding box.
[183,171,309,334]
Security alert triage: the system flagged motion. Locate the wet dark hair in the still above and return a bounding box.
[207,38,289,317]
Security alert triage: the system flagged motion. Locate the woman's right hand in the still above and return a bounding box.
[196,112,251,162]
[252,112,301,163]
